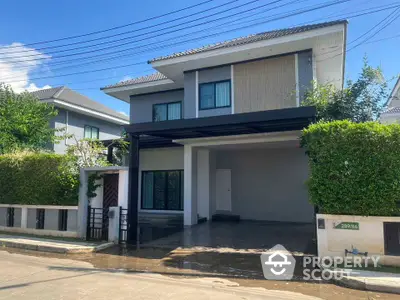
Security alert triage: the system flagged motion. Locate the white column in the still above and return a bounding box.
[20,207,28,229]
[184,145,197,226]
[108,206,120,243]
[77,169,89,238]
[118,169,129,209]
[197,149,210,220]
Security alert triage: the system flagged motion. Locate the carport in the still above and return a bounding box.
[124,106,316,251]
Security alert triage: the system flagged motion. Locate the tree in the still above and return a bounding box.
[0,84,59,154]
[302,58,390,122]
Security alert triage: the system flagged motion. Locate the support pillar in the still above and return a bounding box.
[77,169,89,238]
[197,149,210,220]
[20,207,28,229]
[127,134,139,243]
[184,145,198,226]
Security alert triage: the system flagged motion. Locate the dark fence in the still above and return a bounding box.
[86,206,109,241]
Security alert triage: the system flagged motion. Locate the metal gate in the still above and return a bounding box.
[86,206,109,241]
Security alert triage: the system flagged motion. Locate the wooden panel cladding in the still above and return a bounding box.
[234,55,297,113]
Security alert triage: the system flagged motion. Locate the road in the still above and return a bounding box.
[0,250,322,300]
[0,249,398,300]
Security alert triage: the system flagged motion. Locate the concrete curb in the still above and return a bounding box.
[327,269,400,294]
[0,240,114,254]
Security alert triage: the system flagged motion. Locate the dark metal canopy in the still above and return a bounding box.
[125,106,316,140]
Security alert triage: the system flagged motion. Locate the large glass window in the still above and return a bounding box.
[141,170,183,211]
[199,80,231,110]
[153,102,182,122]
[84,125,99,139]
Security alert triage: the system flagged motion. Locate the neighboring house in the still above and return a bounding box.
[31,86,129,154]
[101,20,347,237]
[381,77,400,124]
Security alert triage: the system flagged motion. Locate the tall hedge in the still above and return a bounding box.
[301,120,400,216]
[0,152,79,205]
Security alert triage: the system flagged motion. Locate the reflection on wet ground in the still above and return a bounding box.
[2,245,399,300]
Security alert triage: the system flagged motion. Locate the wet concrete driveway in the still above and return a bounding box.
[140,221,316,254]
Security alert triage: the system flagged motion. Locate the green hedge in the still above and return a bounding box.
[0,152,79,205]
[301,120,400,216]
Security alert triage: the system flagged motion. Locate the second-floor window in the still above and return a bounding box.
[199,80,231,110]
[84,125,99,139]
[153,102,182,122]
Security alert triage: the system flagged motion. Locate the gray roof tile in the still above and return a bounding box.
[31,86,129,121]
[149,20,347,62]
[101,73,167,89]
[382,107,400,115]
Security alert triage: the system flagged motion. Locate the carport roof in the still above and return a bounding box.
[125,106,316,140]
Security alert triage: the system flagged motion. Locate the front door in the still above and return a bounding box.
[216,169,232,212]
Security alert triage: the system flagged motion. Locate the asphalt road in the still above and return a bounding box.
[0,250,322,300]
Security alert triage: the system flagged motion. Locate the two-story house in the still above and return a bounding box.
[102,20,347,241]
[31,86,129,153]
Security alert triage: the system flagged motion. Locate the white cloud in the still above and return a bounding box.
[118,111,128,117]
[0,42,51,92]
[25,83,52,92]
[121,76,132,82]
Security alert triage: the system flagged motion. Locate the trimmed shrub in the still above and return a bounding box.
[0,152,79,205]
[301,120,400,216]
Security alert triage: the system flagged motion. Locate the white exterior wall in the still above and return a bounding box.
[317,214,400,266]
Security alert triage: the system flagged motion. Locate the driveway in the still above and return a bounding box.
[142,221,316,254]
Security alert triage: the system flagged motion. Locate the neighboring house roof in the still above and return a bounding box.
[31,86,129,124]
[387,76,400,107]
[149,20,347,63]
[101,73,168,89]
[381,106,400,115]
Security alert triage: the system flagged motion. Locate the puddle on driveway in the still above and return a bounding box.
[2,245,398,300]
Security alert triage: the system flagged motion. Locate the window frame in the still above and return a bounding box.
[199,79,231,111]
[152,101,182,122]
[141,170,184,211]
[84,125,100,139]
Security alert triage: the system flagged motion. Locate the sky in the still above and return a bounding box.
[0,0,399,116]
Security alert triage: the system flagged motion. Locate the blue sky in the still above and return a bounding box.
[0,0,399,115]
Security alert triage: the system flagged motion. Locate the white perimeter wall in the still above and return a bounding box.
[317,214,400,266]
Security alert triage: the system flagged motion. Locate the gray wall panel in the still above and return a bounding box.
[44,210,59,230]
[130,90,184,123]
[27,209,37,229]
[13,208,21,227]
[184,72,196,119]
[215,147,313,223]
[67,210,78,231]
[198,65,231,83]
[0,208,6,226]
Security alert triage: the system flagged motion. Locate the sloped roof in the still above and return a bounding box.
[382,106,400,115]
[102,20,346,90]
[31,86,129,121]
[149,20,347,62]
[101,72,167,89]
